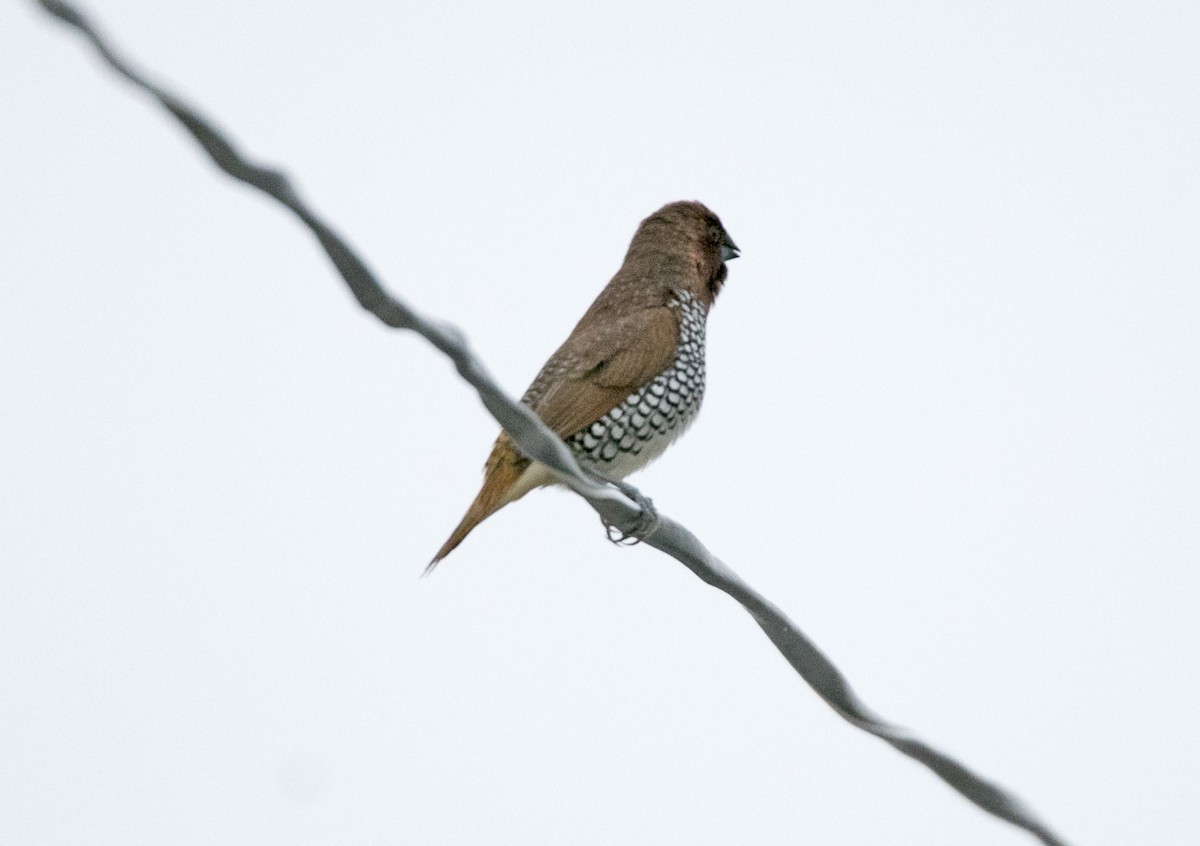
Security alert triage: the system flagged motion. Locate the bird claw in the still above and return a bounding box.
[600,480,659,546]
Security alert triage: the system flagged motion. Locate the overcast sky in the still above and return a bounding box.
[3,1,1199,844]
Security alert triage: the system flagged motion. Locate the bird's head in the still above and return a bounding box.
[631,200,738,307]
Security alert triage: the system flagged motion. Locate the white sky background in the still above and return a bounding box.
[3,1,1198,843]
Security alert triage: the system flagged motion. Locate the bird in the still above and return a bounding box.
[428,200,738,571]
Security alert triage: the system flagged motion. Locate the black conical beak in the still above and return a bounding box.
[720,235,740,262]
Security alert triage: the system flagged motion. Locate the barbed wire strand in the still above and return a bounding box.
[34,3,1073,844]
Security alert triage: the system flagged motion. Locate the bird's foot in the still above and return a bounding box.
[597,477,659,546]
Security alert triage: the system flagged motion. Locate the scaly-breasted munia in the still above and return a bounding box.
[429,200,738,569]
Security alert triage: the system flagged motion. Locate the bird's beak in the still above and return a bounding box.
[720,235,740,262]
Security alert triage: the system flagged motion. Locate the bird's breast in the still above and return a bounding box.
[565,292,707,479]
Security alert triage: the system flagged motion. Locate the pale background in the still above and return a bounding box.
[3,1,1198,844]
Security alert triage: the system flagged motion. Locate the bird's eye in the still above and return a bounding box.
[708,225,722,244]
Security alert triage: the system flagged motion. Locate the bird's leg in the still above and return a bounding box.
[607,479,659,546]
[581,467,659,546]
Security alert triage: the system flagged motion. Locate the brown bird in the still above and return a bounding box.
[428,200,738,570]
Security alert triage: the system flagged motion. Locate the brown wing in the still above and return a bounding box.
[532,307,680,439]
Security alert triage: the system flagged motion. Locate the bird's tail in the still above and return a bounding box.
[425,435,530,575]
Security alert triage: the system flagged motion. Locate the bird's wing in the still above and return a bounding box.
[532,306,679,439]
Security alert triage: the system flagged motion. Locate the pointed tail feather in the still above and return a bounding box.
[425,436,530,574]
[425,495,495,574]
